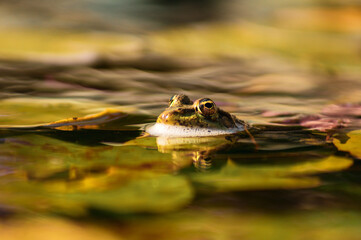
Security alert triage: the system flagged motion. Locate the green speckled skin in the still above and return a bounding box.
[157,94,246,129]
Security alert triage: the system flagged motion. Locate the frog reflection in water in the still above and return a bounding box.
[146,94,252,171]
[155,135,243,171]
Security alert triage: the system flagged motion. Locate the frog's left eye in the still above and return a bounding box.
[195,98,217,118]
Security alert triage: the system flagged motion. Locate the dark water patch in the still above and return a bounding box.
[1,129,143,146]
[41,129,142,146]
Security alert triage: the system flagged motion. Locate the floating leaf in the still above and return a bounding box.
[42,109,128,129]
[114,207,361,240]
[0,174,193,215]
[333,130,361,159]
[0,134,193,215]
[0,98,152,130]
[0,98,116,126]
[191,156,352,192]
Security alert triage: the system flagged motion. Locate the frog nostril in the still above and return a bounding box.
[162,113,169,120]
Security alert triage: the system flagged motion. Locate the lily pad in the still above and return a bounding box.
[0,174,193,215]
[333,130,361,159]
[114,207,361,240]
[0,134,193,215]
[0,98,152,130]
[0,98,117,126]
[191,156,352,192]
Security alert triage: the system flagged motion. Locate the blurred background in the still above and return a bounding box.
[0,0,360,107]
[0,1,361,240]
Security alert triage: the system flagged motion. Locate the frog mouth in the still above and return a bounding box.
[145,123,244,137]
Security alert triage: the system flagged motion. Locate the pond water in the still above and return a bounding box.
[0,1,361,239]
[1,50,361,239]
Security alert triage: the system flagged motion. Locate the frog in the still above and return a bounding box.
[146,94,249,137]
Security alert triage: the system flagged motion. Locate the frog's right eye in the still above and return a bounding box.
[169,94,192,107]
[194,98,217,118]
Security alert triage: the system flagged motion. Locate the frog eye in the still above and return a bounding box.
[169,94,192,107]
[195,98,217,117]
